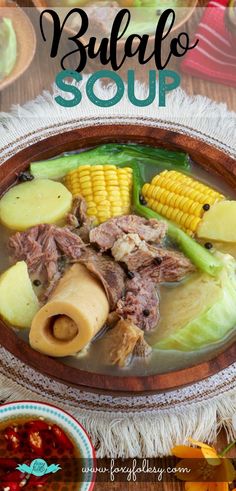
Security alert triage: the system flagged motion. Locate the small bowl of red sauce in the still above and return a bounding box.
[0,401,96,491]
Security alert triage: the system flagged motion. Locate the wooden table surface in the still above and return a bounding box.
[91,437,236,490]
[0,0,235,489]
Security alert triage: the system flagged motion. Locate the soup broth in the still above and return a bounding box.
[4,153,235,377]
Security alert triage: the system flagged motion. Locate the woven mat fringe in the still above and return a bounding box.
[0,82,236,457]
[0,80,236,162]
[1,368,236,458]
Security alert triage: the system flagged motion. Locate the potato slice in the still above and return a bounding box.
[0,261,39,328]
[197,201,236,242]
[0,178,72,231]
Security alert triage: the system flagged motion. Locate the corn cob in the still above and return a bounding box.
[142,170,225,235]
[64,165,133,224]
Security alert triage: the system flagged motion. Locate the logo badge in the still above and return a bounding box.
[16,459,61,477]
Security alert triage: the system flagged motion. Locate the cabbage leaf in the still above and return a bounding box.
[154,253,236,351]
[0,18,17,81]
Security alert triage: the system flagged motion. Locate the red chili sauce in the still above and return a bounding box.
[0,418,81,491]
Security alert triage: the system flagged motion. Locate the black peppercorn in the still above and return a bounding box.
[33,279,41,287]
[204,242,213,250]
[58,256,67,272]
[127,271,135,279]
[143,309,150,317]
[203,203,210,211]
[154,257,162,265]
[18,171,34,182]
[139,195,147,206]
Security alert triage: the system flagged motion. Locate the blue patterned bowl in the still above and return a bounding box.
[0,400,96,491]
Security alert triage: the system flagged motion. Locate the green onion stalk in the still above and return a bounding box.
[30,144,190,180]
[29,144,222,276]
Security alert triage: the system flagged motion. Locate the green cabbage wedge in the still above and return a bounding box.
[155,253,236,351]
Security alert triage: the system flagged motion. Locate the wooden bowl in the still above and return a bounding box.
[31,0,198,38]
[0,2,36,91]
[0,124,236,394]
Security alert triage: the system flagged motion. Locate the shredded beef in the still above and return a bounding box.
[54,227,85,259]
[67,196,90,227]
[116,216,167,242]
[90,220,122,251]
[67,196,94,243]
[8,225,43,274]
[72,195,88,225]
[111,233,195,282]
[42,275,61,302]
[90,215,167,251]
[140,247,196,283]
[111,233,160,271]
[9,224,85,292]
[79,249,125,310]
[76,224,93,244]
[116,273,159,331]
[41,227,60,281]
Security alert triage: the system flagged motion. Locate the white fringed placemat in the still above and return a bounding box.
[0,81,236,458]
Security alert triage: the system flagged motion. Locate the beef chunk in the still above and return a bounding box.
[41,227,60,281]
[67,196,88,228]
[67,196,94,243]
[115,216,167,243]
[90,215,167,251]
[140,247,195,283]
[102,319,151,367]
[112,233,194,282]
[54,227,85,260]
[90,220,122,251]
[111,233,162,271]
[9,225,85,295]
[79,249,125,310]
[116,273,159,331]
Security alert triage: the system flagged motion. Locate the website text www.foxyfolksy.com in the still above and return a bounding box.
[81,458,191,482]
